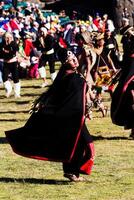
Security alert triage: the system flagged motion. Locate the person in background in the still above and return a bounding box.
[112,25,134,139]
[70,10,78,20]
[28,56,39,79]
[122,8,130,20]
[1,31,21,98]
[104,29,120,69]
[120,17,130,38]
[17,38,31,78]
[0,28,5,84]
[120,24,134,68]
[102,14,115,34]
[63,23,74,48]
[5,48,95,182]
[23,33,35,57]
[87,15,98,32]
[93,13,103,32]
[34,27,57,87]
[90,33,115,117]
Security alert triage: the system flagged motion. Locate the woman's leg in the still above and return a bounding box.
[48,54,57,82]
[38,55,47,87]
[3,62,12,97]
[10,62,21,98]
[63,124,94,181]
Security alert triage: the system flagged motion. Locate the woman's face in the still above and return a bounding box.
[66,52,79,69]
[5,33,13,44]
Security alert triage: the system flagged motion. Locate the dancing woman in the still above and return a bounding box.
[5,48,95,182]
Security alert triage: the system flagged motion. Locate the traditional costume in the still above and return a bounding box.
[5,48,94,180]
[111,30,134,133]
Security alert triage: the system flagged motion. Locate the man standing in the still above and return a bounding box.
[35,27,57,87]
[1,31,21,98]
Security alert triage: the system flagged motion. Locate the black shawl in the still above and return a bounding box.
[5,69,87,162]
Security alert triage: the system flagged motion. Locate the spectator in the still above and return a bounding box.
[0,27,5,84]
[1,31,21,98]
[35,27,57,87]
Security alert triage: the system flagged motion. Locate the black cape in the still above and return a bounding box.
[5,72,87,163]
[111,59,134,129]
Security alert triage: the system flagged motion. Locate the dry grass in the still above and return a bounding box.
[0,67,134,200]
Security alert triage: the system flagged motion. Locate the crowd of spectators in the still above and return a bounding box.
[0,0,132,98]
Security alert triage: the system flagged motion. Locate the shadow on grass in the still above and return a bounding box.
[21,93,40,97]
[92,135,130,140]
[0,177,70,185]
[0,110,29,114]
[0,119,26,122]
[0,137,8,144]
[0,100,30,104]
[21,85,42,89]
[21,84,51,89]
[15,101,30,104]
[0,136,131,145]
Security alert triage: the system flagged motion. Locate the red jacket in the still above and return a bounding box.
[24,39,34,56]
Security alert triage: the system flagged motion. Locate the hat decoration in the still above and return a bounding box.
[57,48,73,63]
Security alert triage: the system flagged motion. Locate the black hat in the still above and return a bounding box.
[57,48,72,64]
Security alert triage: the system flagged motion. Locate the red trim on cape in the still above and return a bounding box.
[69,82,87,162]
[123,75,134,92]
[80,159,94,175]
[80,142,95,175]
[11,148,70,163]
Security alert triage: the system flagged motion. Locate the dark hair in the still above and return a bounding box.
[32,60,73,113]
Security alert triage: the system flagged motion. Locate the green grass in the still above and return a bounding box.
[0,68,134,200]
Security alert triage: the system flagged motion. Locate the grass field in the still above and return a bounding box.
[0,67,134,200]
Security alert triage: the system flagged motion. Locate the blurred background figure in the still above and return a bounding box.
[35,27,57,87]
[1,31,21,98]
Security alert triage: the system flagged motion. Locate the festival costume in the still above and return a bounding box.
[111,57,134,130]
[37,34,56,75]
[5,68,94,176]
[0,39,21,98]
[111,30,134,130]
